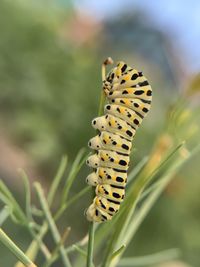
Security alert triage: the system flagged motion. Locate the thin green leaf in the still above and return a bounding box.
[95,157,149,249]
[61,148,88,204]
[54,186,90,221]
[0,181,27,225]
[139,180,162,202]
[31,206,43,217]
[73,245,87,257]
[110,245,126,262]
[105,143,200,267]
[118,248,181,266]
[42,227,71,267]
[0,206,10,226]
[34,182,72,267]
[18,169,32,221]
[127,156,148,184]
[0,192,24,226]
[0,228,37,267]
[20,150,85,266]
[101,142,185,267]
[16,222,51,267]
[122,158,186,248]
[48,155,68,206]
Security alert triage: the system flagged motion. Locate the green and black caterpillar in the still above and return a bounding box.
[86,58,152,222]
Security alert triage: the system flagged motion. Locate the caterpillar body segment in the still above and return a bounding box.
[111,98,151,118]
[106,87,152,102]
[94,196,120,216]
[104,104,143,129]
[86,167,127,187]
[85,60,152,222]
[88,131,132,154]
[92,115,136,140]
[86,201,113,222]
[86,149,130,170]
[96,184,125,202]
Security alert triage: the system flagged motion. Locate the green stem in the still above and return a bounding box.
[86,222,95,267]
[0,228,37,267]
[98,90,106,117]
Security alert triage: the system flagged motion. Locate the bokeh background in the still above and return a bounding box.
[0,0,200,266]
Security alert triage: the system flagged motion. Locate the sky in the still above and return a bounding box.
[74,0,200,73]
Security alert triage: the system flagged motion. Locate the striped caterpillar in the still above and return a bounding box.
[85,58,152,223]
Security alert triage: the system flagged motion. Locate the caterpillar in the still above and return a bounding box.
[85,58,152,223]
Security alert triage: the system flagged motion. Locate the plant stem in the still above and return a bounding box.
[0,228,37,267]
[98,90,106,117]
[86,222,95,267]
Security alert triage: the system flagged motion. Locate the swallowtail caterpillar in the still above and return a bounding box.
[85,58,152,222]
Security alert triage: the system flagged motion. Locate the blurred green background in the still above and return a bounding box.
[0,0,200,266]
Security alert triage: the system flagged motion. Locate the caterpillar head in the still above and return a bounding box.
[103,62,126,88]
[103,61,130,90]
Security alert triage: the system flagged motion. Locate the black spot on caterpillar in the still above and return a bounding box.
[121,64,127,73]
[85,60,152,223]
